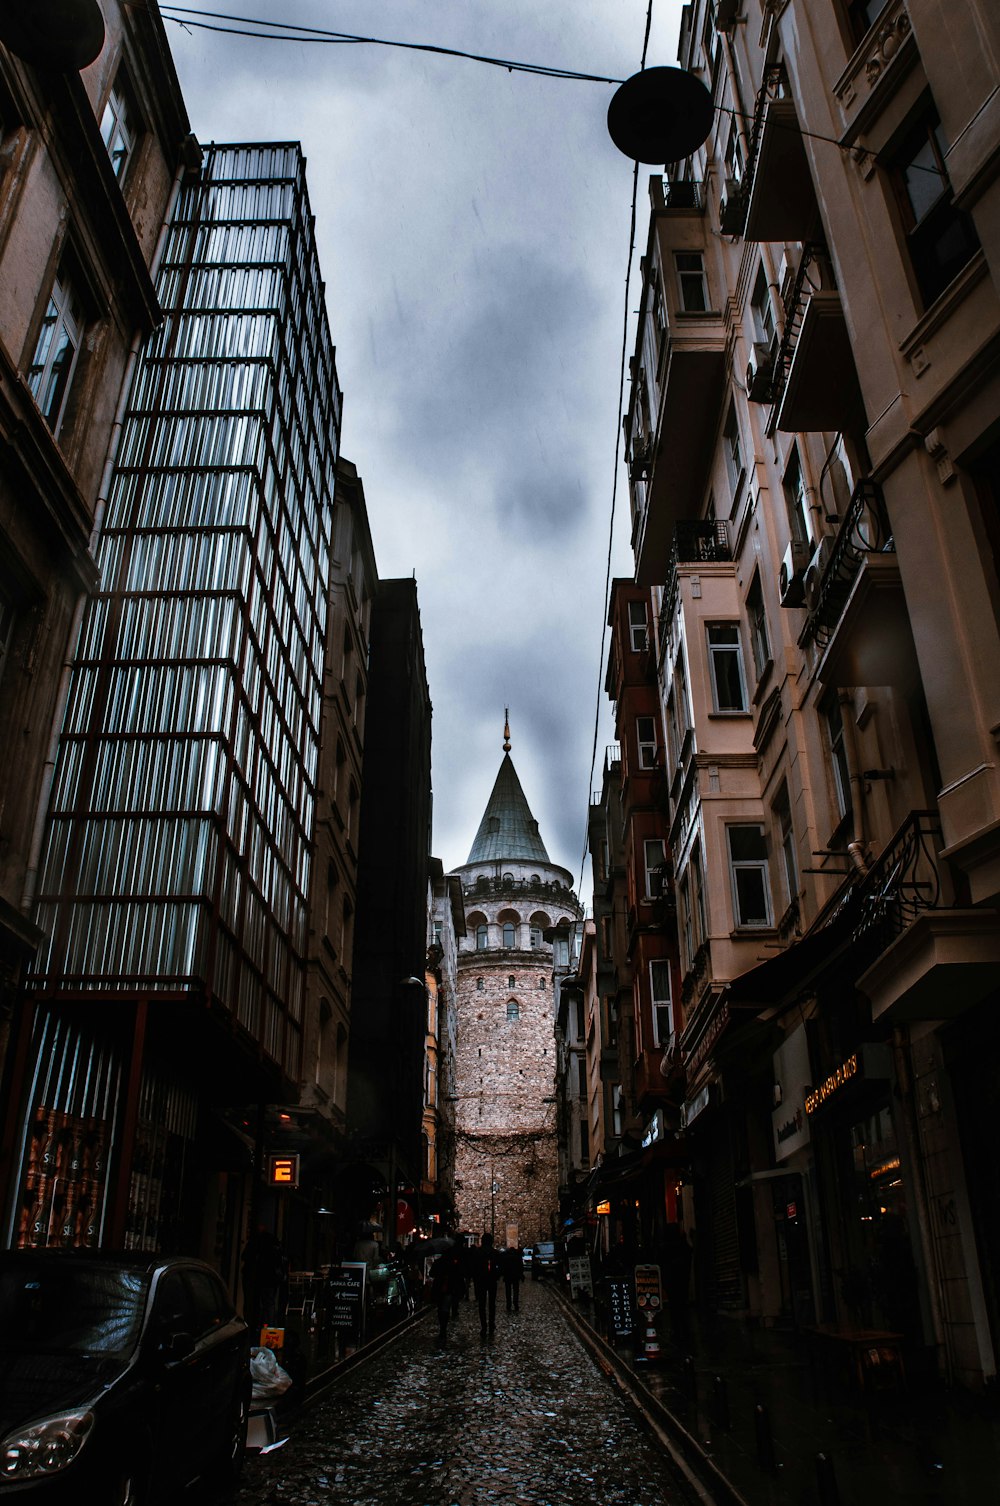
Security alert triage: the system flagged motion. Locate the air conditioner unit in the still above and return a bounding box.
[719,178,745,236]
[802,537,835,612]
[631,434,653,477]
[746,340,775,403]
[778,540,810,607]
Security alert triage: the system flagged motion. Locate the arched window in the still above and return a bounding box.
[476,924,488,950]
[508,975,516,988]
[507,999,520,1020]
[502,921,516,947]
[476,977,484,991]
[538,977,546,989]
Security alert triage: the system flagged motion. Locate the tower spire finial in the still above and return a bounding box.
[503,707,511,754]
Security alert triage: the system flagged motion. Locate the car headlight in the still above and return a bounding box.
[0,1410,95,1481]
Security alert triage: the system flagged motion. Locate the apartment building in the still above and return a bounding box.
[621,0,1000,1384]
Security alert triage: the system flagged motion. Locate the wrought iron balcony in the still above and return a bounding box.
[661,520,731,624]
[656,177,706,212]
[803,480,894,646]
[853,812,945,954]
[769,244,862,436]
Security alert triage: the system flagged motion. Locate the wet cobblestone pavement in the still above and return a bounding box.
[233,1284,699,1506]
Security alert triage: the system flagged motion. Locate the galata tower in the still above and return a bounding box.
[452,717,583,1246]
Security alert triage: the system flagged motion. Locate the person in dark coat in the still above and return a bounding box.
[502,1245,523,1312]
[429,1247,463,1348]
[240,1225,287,1336]
[472,1232,503,1336]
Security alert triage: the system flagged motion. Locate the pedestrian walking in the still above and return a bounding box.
[502,1244,523,1312]
[429,1247,464,1348]
[472,1232,503,1336]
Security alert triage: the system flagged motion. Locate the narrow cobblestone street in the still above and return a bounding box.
[233,1285,699,1506]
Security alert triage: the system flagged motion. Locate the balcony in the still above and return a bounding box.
[633,315,726,588]
[854,812,1000,1023]
[772,245,864,435]
[743,67,819,243]
[802,479,916,687]
[661,519,732,623]
[650,177,707,214]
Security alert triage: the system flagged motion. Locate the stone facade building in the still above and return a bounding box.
[452,732,582,1247]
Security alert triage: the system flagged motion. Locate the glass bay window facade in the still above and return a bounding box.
[18,144,342,1252]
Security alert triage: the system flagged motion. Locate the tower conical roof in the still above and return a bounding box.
[466,754,551,865]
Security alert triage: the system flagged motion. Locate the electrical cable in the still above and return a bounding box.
[159,6,627,83]
[577,0,653,898]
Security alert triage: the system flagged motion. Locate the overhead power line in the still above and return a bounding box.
[159,6,627,84]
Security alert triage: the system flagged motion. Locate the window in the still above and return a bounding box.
[644,838,665,899]
[691,840,707,949]
[825,695,853,822]
[649,961,673,1046]
[751,265,776,348]
[628,599,648,652]
[636,715,657,769]
[746,575,771,682]
[27,265,84,436]
[579,1116,589,1162]
[725,122,744,186]
[728,825,773,927]
[892,106,980,307]
[707,624,748,712]
[508,975,516,988]
[846,0,890,43]
[476,924,488,950]
[529,926,542,948]
[507,998,519,1020]
[723,403,745,500]
[577,1058,587,1097]
[476,977,484,991]
[611,1086,623,1138]
[538,976,546,989]
[774,784,798,908]
[502,922,516,948]
[553,936,569,967]
[100,74,137,181]
[783,447,811,548]
[605,996,618,1047]
[675,251,709,313]
[575,998,586,1040]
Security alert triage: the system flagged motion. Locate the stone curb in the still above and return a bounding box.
[553,1288,752,1506]
[302,1303,433,1409]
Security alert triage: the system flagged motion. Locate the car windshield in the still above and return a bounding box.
[0,1261,150,1358]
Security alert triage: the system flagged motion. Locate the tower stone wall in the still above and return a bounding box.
[451,752,582,1247]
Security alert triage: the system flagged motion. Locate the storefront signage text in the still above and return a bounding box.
[267,1153,300,1186]
[685,1001,729,1078]
[805,1054,858,1115]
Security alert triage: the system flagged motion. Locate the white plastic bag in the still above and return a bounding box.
[250,1345,293,1402]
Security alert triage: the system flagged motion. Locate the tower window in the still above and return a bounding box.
[507,999,519,1021]
[476,977,484,991]
[502,922,516,947]
[476,924,488,950]
[508,975,515,988]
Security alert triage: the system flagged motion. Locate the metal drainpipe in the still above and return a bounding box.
[890,1024,949,1380]
[20,149,192,916]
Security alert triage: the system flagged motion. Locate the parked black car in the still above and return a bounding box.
[0,1250,250,1504]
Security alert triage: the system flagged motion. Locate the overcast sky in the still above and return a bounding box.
[163,1,685,894]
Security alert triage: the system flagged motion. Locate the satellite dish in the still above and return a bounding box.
[0,0,106,72]
[607,66,715,165]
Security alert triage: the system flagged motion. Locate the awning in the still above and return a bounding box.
[726,898,860,1006]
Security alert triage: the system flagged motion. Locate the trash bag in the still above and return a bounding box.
[250,1345,293,1403]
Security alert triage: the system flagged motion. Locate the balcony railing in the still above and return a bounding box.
[658,178,706,212]
[852,811,946,955]
[723,66,788,236]
[768,242,837,429]
[661,520,732,624]
[803,479,894,646]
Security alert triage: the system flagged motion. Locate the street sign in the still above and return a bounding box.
[267,1153,299,1187]
[634,1263,663,1362]
[569,1255,593,1299]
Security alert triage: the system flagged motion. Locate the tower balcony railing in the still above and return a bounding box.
[653,177,707,213]
[802,479,894,647]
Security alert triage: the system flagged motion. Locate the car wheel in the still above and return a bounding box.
[210,1383,250,1488]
